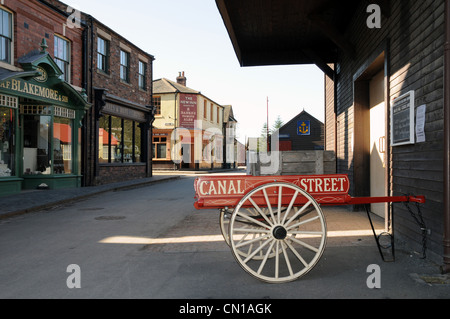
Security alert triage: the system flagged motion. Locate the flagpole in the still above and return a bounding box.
[267,97,269,151]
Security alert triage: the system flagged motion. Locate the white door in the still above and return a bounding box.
[369,71,387,218]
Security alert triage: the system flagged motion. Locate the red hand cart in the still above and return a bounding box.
[193,174,426,283]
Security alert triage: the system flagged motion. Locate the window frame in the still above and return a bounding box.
[54,35,71,82]
[138,60,147,90]
[97,36,109,73]
[152,136,168,160]
[120,50,130,83]
[0,8,13,64]
[98,115,143,164]
[152,96,161,116]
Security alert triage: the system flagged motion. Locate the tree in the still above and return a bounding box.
[271,115,284,133]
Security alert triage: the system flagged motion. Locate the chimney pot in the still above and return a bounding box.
[177,71,187,87]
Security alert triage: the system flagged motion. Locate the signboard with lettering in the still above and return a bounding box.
[0,78,69,105]
[103,102,147,122]
[179,94,198,129]
[391,91,415,146]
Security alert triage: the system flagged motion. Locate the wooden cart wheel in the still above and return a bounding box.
[221,208,278,260]
[229,182,327,283]
[220,209,231,246]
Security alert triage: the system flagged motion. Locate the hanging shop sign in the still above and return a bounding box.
[179,94,197,129]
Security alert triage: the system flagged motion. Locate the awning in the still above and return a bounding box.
[215,0,374,78]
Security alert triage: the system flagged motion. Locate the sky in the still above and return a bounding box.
[65,0,325,144]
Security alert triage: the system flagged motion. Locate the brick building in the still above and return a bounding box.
[82,15,155,186]
[216,0,450,271]
[43,0,155,186]
[0,0,89,196]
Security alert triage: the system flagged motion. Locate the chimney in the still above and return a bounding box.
[176,71,187,86]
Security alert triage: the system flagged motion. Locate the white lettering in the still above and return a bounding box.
[179,303,214,317]
[218,181,227,195]
[199,181,209,196]
[367,264,381,289]
[66,264,81,289]
[367,4,381,29]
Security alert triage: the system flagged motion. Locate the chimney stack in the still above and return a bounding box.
[176,71,187,86]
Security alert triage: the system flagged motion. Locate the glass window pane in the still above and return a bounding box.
[123,119,133,163]
[0,106,14,176]
[23,115,51,175]
[157,144,167,159]
[134,122,141,162]
[3,11,10,37]
[111,116,123,163]
[53,117,72,174]
[98,116,110,163]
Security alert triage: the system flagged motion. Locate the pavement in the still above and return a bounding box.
[0,168,245,219]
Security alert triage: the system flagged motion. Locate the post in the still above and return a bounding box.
[442,0,450,274]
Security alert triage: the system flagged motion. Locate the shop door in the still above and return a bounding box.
[369,71,387,218]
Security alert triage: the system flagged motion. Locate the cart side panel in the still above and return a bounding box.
[194,175,351,209]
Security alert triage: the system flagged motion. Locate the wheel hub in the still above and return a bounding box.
[273,226,288,240]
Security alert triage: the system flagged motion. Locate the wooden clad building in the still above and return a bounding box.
[216,0,450,270]
[276,110,324,151]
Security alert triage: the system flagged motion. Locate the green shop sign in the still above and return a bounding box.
[0,78,69,104]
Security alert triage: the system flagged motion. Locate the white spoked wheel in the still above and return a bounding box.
[229,182,327,284]
[219,209,231,246]
[221,208,278,260]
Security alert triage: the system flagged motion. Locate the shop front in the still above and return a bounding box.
[0,49,90,196]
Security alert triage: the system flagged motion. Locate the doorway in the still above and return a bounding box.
[369,71,387,218]
[353,52,389,224]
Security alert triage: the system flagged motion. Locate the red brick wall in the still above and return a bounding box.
[3,0,84,88]
[91,22,153,106]
[97,164,147,185]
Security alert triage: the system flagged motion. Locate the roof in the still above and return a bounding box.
[223,105,238,123]
[275,110,323,134]
[153,78,200,95]
[215,0,367,77]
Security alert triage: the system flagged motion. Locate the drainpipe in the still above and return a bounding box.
[443,0,450,274]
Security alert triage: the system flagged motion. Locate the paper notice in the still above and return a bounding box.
[416,104,426,143]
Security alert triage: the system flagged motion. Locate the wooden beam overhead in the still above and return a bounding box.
[302,49,336,80]
[308,13,356,59]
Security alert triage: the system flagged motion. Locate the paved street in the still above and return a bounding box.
[0,175,449,300]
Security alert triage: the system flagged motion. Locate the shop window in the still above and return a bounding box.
[99,115,143,163]
[0,106,14,176]
[21,105,76,176]
[54,35,70,82]
[153,136,167,159]
[97,37,109,73]
[138,61,147,90]
[0,8,12,64]
[120,50,130,83]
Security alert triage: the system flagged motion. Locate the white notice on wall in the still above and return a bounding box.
[416,104,426,143]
